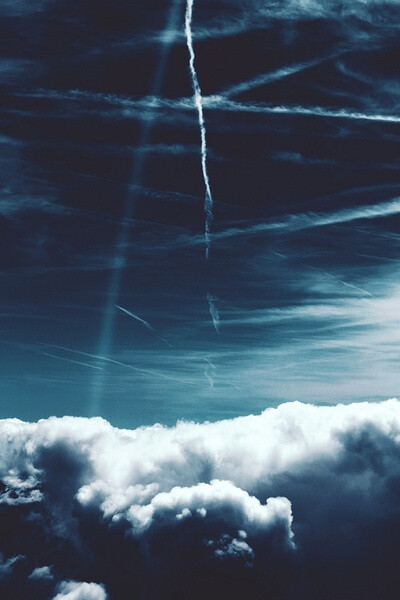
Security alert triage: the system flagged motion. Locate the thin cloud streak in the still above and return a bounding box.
[218,54,341,98]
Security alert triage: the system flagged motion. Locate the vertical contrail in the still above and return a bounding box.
[185,0,214,258]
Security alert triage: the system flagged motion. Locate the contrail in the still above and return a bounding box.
[185,0,214,258]
[30,88,400,125]
[309,267,373,297]
[115,304,154,331]
[38,343,198,386]
[115,304,174,347]
[201,97,400,124]
[179,197,400,247]
[218,54,339,98]
[39,351,105,371]
[207,293,220,334]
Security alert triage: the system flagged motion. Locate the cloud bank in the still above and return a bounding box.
[1,400,400,598]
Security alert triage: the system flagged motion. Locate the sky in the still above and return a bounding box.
[2,1,400,598]
[1,0,400,427]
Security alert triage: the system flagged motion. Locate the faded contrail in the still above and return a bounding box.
[309,267,373,297]
[207,293,220,333]
[185,0,214,258]
[203,357,216,388]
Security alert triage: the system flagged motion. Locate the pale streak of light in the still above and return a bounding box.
[90,0,183,413]
[185,0,214,258]
[207,293,220,333]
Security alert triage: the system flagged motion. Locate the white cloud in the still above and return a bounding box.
[52,581,108,600]
[29,565,53,581]
[207,533,255,566]
[2,400,400,597]
[0,553,23,580]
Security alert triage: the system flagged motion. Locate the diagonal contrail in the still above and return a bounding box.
[115,304,173,347]
[185,0,214,258]
[115,304,154,331]
[218,54,339,99]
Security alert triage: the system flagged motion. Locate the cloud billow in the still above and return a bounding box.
[1,400,400,598]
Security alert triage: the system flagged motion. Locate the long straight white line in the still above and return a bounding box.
[29,88,400,125]
[185,0,213,258]
[171,197,400,249]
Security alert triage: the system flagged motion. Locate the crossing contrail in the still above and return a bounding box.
[185,0,214,258]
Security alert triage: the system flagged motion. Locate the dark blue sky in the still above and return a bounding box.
[1,0,400,427]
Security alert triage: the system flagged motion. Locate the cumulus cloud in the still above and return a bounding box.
[52,580,108,600]
[29,565,54,580]
[1,400,400,597]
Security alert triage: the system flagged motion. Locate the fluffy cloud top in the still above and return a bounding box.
[1,400,400,598]
[52,580,108,600]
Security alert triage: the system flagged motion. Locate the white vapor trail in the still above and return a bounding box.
[39,351,105,371]
[184,197,400,246]
[201,97,400,124]
[39,344,197,386]
[185,0,214,258]
[115,304,154,330]
[207,293,220,334]
[29,88,400,125]
[115,304,173,347]
[219,55,338,98]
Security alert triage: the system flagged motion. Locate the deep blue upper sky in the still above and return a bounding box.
[1,0,400,427]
